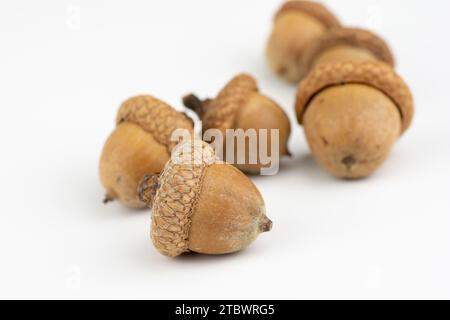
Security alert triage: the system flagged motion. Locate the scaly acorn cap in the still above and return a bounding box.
[116,95,194,152]
[301,27,395,73]
[139,140,219,257]
[184,74,258,132]
[295,62,414,134]
[275,1,341,29]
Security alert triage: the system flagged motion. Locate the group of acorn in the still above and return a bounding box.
[99,1,414,258]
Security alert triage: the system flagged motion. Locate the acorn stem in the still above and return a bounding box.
[259,216,273,233]
[138,174,161,208]
[182,94,209,118]
[103,194,115,204]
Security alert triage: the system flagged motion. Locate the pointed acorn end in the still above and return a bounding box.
[259,216,273,233]
[103,191,116,205]
[285,147,293,158]
[138,174,160,208]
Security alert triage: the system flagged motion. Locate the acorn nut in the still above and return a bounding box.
[266,1,341,82]
[138,141,273,257]
[295,62,414,179]
[301,27,395,75]
[99,96,194,208]
[183,74,291,174]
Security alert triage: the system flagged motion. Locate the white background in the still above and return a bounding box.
[0,0,449,299]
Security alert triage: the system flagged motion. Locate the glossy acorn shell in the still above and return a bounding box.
[295,62,414,178]
[99,96,194,208]
[266,1,341,82]
[139,142,272,257]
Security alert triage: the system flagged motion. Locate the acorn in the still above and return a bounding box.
[138,140,272,257]
[266,0,341,82]
[295,62,414,179]
[183,74,291,174]
[300,27,395,75]
[99,96,194,208]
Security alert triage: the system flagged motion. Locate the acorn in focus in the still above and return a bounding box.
[99,96,194,208]
[183,74,291,174]
[139,141,272,257]
[300,27,395,75]
[266,0,341,82]
[295,62,414,179]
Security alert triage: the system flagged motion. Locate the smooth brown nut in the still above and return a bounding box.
[139,141,272,257]
[183,74,291,174]
[266,1,341,82]
[301,27,395,75]
[295,62,414,179]
[99,96,194,208]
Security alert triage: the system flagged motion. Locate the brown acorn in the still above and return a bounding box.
[301,27,395,75]
[99,96,194,208]
[138,141,272,257]
[295,62,414,179]
[266,0,341,82]
[183,74,291,174]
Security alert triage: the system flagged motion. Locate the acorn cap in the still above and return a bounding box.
[141,141,218,257]
[116,95,194,151]
[200,74,258,132]
[301,27,395,73]
[295,62,414,134]
[275,1,341,29]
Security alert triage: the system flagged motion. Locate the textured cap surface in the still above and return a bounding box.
[151,141,218,257]
[295,62,414,133]
[301,27,395,73]
[201,74,258,132]
[275,1,341,29]
[117,95,194,151]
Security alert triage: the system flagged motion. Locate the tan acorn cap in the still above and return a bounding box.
[275,1,341,29]
[200,74,258,132]
[116,95,194,152]
[295,62,414,134]
[301,27,395,73]
[140,140,218,257]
